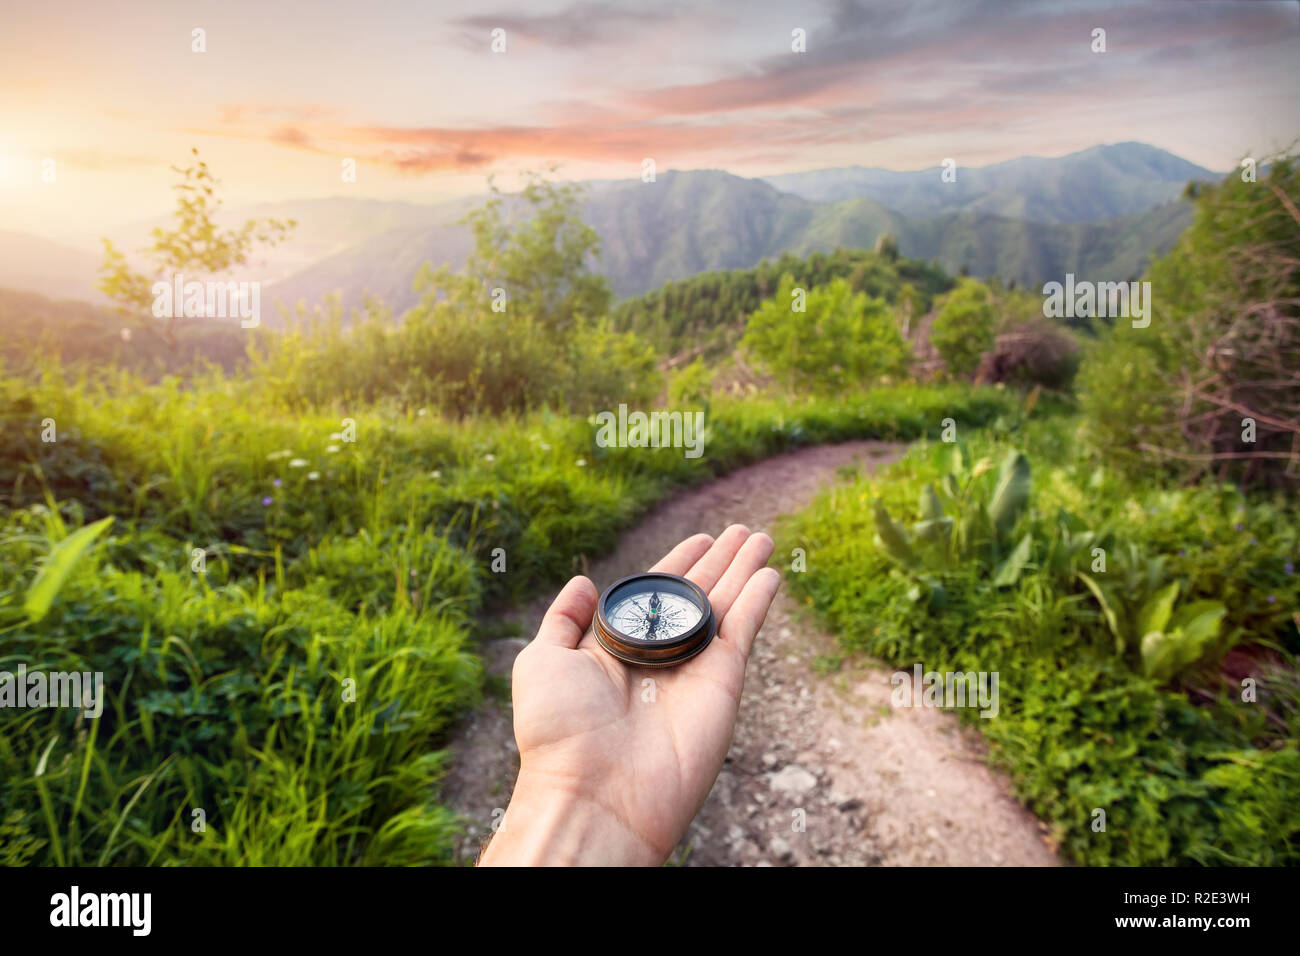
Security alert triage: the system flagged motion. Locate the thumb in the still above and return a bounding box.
[534,575,598,649]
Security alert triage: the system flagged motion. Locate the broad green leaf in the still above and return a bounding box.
[941,473,962,502]
[988,451,1031,541]
[1136,581,1180,640]
[954,503,989,561]
[1141,598,1225,683]
[994,533,1034,587]
[912,517,954,541]
[948,443,965,475]
[919,484,945,522]
[1170,600,1227,647]
[24,517,115,623]
[1078,571,1127,653]
[873,500,916,567]
[1142,629,1205,682]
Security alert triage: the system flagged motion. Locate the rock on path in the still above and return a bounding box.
[440,441,1058,867]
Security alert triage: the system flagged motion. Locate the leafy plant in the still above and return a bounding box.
[23,515,114,623]
[873,446,1033,588]
[1076,541,1231,679]
[781,418,1300,866]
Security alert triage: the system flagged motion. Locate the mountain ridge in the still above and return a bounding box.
[4,142,1211,316]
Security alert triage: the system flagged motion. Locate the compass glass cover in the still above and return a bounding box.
[602,575,707,644]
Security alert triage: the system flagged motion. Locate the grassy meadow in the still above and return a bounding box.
[0,369,1014,865]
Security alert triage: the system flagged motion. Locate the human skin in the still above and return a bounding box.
[479,525,781,866]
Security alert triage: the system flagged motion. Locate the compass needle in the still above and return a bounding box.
[595,573,716,666]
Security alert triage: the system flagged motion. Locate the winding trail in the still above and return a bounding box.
[442,441,1058,866]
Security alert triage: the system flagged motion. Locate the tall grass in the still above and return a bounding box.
[1,368,1020,865]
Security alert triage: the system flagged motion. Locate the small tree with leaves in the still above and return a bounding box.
[930,278,997,379]
[98,149,295,344]
[417,168,611,333]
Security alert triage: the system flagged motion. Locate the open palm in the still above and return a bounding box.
[488,525,780,865]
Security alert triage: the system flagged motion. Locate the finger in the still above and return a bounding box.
[685,524,750,595]
[707,531,774,623]
[534,575,598,649]
[718,567,781,658]
[649,533,714,576]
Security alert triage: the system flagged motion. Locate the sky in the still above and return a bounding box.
[1,0,1297,239]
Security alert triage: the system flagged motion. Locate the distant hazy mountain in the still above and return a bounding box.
[761,142,1216,223]
[0,230,106,304]
[8,142,1208,315]
[94,197,454,285]
[269,167,1194,317]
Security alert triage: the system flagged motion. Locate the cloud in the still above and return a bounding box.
[270,125,321,151]
[181,0,1300,178]
[452,1,679,48]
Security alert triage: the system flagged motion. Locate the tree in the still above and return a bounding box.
[392,171,650,416]
[98,149,295,344]
[422,169,611,333]
[930,278,997,379]
[896,281,924,338]
[741,275,910,392]
[874,232,900,262]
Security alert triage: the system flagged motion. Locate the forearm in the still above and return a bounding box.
[477,774,665,867]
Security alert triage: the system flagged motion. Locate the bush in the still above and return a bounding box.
[975,319,1080,390]
[667,357,713,409]
[929,278,997,379]
[1078,155,1300,488]
[741,275,911,393]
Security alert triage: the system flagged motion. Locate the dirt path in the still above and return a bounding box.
[442,441,1058,866]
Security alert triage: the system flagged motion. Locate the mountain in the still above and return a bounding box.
[8,142,1207,316]
[760,142,1216,223]
[93,197,454,285]
[268,168,1194,318]
[0,230,107,304]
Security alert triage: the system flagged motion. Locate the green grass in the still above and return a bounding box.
[779,415,1300,865]
[0,370,1018,865]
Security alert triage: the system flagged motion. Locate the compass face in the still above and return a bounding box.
[595,572,716,666]
[606,589,703,642]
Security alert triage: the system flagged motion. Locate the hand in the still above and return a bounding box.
[478,525,780,866]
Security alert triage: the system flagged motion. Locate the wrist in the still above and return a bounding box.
[477,772,664,867]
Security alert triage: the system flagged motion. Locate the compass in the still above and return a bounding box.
[594,572,716,667]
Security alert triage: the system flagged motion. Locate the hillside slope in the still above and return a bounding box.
[761,142,1215,222]
[268,171,1192,318]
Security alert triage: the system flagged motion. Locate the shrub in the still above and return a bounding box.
[929,278,997,379]
[975,319,1080,390]
[1078,154,1300,488]
[741,275,911,393]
